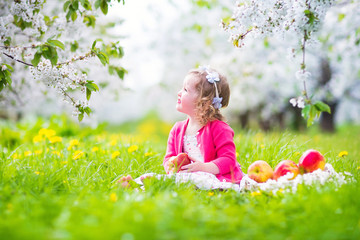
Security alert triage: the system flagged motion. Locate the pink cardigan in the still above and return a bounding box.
[163,119,244,183]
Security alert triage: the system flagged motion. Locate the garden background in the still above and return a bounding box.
[1,0,359,239]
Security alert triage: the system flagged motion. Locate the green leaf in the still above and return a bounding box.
[72,0,79,10]
[307,105,318,127]
[96,52,109,66]
[100,0,109,15]
[301,105,310,119]
[71,41,79,52]
[338,13,346,22]
[71,11,78,21]
[42,46,58,66]
[78,112,84,121]
[80,0,92,10]
[95,0,101,9]
[66,9,73,21]
[84,107,92,115]
[83,15,96,28]
[63,1,71,11]
[31,52,42,67]
[92,40,97,49]
[50,49,58,66]
[5,72,12,85]
[85,82,99,92]
[47,39,65,50]
[91,83,99,91]
[86,88,91,100]
[4,64,14,72]
[4,37,11,46]
[314,101,331,114]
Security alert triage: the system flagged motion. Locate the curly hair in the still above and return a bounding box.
[187,68,230,125]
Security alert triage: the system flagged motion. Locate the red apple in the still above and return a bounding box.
[247,160,274,183]
[168,153,191,173]
[273,160,299,180]
[298,149,325,174]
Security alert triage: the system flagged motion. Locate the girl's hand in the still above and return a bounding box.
[165,156,177,174]
[179,157,220,175]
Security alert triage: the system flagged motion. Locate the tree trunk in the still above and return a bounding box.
[320,101,337,132]
[318,58,338,132]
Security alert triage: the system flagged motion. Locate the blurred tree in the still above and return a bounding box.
[0,0,127,121]
[150,0,359,131]
[223,0,360,130]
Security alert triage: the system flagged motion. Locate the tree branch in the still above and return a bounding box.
[301,30,310,102]
[3,53,34,67]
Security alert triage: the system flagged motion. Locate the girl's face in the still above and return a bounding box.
[176,74,199,117]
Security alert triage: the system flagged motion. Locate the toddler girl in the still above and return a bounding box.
[119,66,244,190]
[163,66,244,184]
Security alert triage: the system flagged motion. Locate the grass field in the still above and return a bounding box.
[0,115,359,240]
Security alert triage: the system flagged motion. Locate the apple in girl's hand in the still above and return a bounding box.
[298,149,325,174]
[247,160,274,183]
[273,160,299,180]
[168,153,191,173]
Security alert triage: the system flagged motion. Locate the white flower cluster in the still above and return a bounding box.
[9,0,47,37]
[30,59,90,116]
[289,96,305,108]
[0,15,13,41]
[223,0,335,47]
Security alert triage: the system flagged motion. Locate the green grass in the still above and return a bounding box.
[0,115,359,240]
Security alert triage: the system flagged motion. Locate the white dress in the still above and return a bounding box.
[133,133,241,191]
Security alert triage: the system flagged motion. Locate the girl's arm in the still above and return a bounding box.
[210,121,238,175]
[180,157,220,174]
[163,123,179,173]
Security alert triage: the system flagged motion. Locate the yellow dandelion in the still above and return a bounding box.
[33,135,43,143]
[250,191,262,197]
[128,145,139,153]
[144,152,154,157]
[208,192,214,196]
[111,151,121,159]
[72,150,84,160]
[63,180,68,184]
[60,161,68,164]
[34,150,43,155]
[110,193,118,202]
[38,128,49,136]
[52,151,61,157]
[49,136,62,144]
[338,151,348,157]
[260,144,265,149]
[34,171,40,175]
[110,140,117,146]
[357,166,360,170]
[44,129,56,138]
[24,151,32,157]
[236,152,239,158]
[12,153,21,159]
[137,121,156,135]
[68,139,80,150]
[91,146,99,152]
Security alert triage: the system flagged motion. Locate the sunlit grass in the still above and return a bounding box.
[0,115,359,239]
